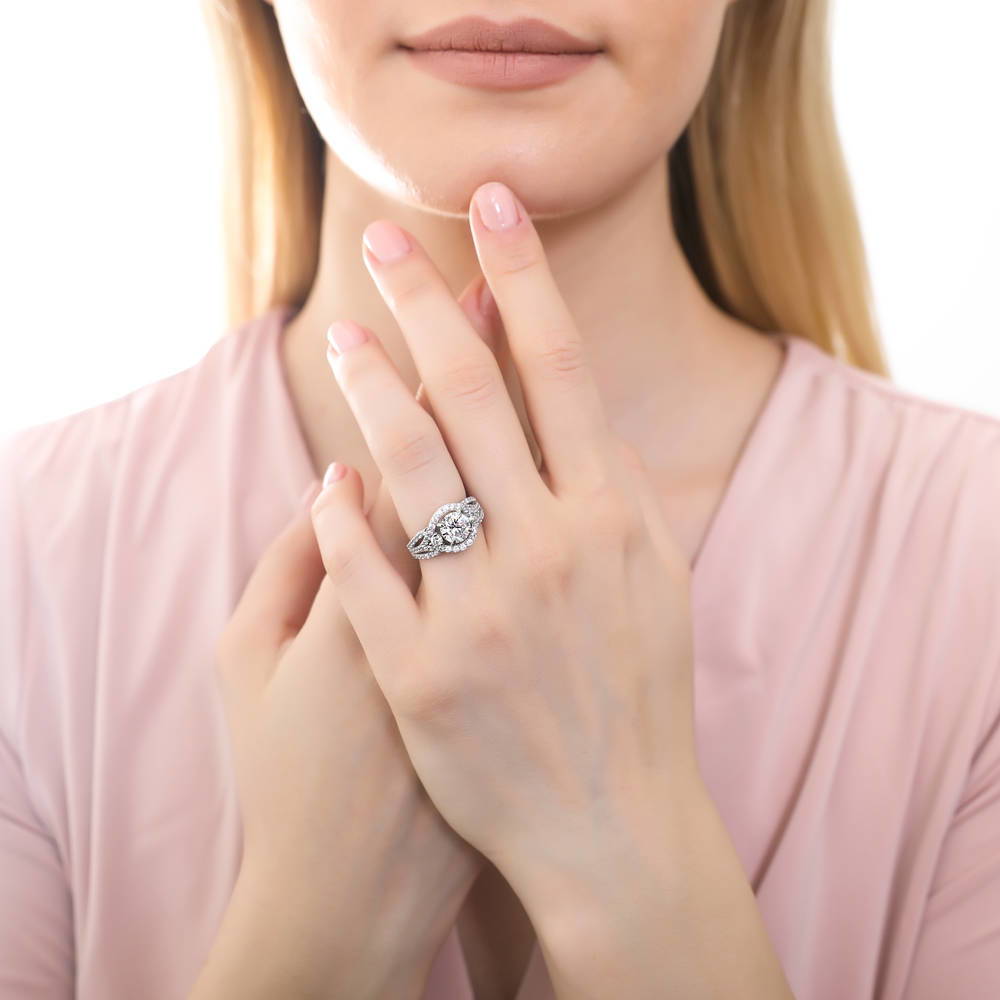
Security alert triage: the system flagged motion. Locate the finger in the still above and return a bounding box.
[465,273,545,478]
[365,466,423,598]
[394,277,496,593]
[307,275,492,637]
[293,464,420,688]
[217,480,325,701]
[409,272,498,435]
[307,460,421,670]
[360,218,546,526]
[459,272,500,355]
[469,181,614,496]
[325,317,492,590]
[370,250,543,502]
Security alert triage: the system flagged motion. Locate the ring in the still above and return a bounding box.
[406,496,485,560]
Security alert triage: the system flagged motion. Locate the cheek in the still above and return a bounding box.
[621,0,732,127]
[272,0,387,137]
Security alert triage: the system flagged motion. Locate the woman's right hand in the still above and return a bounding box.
[206,279,499,1000]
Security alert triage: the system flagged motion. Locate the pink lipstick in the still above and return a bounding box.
[398,16,603,91]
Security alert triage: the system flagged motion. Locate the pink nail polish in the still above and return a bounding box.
[474,183,521,232]
[363,221,412,263]
[323,461,347,487]
[327,321,369,354]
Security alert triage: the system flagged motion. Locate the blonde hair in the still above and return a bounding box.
[201,0,889,376]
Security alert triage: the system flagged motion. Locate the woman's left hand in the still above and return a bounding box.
[314,180,702,919]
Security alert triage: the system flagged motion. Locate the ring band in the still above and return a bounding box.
[406,496,485,559]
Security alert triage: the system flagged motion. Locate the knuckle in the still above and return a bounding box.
[321,532,367,587]
[464,607,514,652]
[583,481,635,541]
[495,237,544,278]
[387,269,432,310]
[517,529,573,592]
[396,672,462,723]
[533,336,589,383]
[436,357,502,408]
[381,422,442,477]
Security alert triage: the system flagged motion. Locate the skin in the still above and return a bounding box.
[266,0,787,566]
[199,3,793,998]
[307,185,793,999]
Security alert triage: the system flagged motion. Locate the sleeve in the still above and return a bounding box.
[902,689,1000,999]
[0,431,75,996]
[901,424,1000,1000]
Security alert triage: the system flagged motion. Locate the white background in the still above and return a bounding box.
[2,0,998,433]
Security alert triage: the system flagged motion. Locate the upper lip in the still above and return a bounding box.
[398,16,602,55]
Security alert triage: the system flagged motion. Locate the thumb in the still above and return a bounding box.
[217,479,325,701]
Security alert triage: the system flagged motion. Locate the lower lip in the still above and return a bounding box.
[401,49,600,90]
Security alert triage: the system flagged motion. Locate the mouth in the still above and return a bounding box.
[398,15,604,56]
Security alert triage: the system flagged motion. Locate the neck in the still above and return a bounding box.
[281,147,773,497]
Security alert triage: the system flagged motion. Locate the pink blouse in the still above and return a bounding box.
[2,304,998,999]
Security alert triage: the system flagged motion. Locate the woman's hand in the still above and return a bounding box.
[315,181,703,929]
[209,278,497,1000]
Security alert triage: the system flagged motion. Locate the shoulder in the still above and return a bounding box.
[761,334,1000,647]
[0,306,292,730]
[780,333,1000,498]
[785,333,1000,713]
[2,305,292,526]
[786,332,1000,434]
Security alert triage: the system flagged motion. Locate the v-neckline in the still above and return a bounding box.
[687,329,799,608]
[259,304,802,999]
[263,302,801,604]
[263,302,330,496]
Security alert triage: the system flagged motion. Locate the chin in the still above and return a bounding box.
[346,127,661,221]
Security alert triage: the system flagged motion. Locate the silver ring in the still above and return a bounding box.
[406,496,485,559]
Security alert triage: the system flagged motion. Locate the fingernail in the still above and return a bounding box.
[327,320,368,355]
[363,220,412,263]
[474,182,521,232]
[323,461,348,487]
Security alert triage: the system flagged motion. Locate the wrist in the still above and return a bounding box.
[188,865,336,999]
[190,861,428,1000]
[497,766,712,948]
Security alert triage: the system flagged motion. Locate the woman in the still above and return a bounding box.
[1,1,997,998]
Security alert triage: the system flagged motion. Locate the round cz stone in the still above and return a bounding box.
[438,510,472,545]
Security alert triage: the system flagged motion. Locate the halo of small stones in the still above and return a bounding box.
[406,497,485,560]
